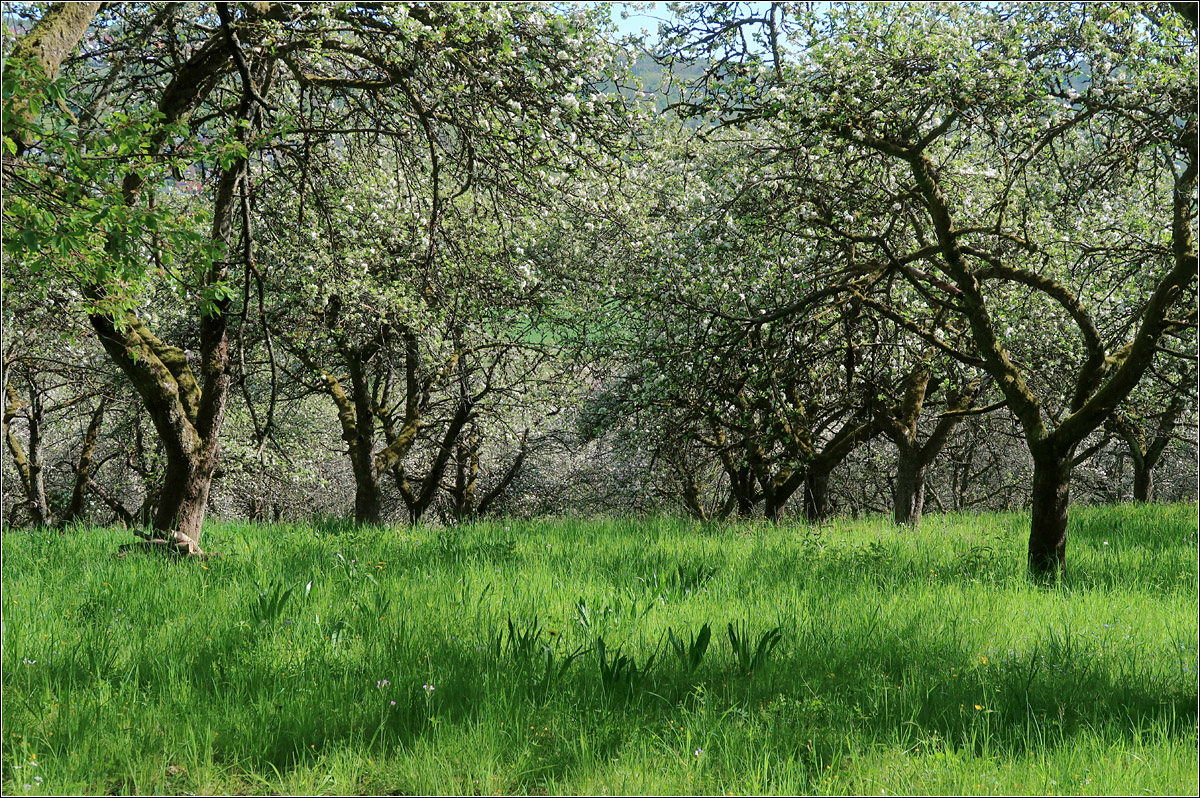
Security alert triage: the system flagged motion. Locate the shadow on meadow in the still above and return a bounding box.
[109,600,1189,780]
[3,507,1194,791]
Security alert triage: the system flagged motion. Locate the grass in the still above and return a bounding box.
[1,503,1196,795]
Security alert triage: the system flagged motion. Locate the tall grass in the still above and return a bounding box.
[2,504,1196,795]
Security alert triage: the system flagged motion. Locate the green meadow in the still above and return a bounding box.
[2,504,1196,795]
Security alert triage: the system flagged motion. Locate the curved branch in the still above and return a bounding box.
[969,248,1106,411]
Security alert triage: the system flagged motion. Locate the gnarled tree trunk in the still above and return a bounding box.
[876,368,979,528]
[1132,460,1154,503]
[90,161,244,554]
[1108,395,1188,504]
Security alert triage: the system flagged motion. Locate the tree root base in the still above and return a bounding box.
[116,531,220,559]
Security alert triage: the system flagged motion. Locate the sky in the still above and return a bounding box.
[606,2,795,48]
[608,2,674,42]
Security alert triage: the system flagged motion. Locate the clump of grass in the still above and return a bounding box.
[596,636,656,698]
[726,619,783,676]
[667,622,712,675]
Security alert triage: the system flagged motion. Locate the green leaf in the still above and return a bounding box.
[20,228,39,251]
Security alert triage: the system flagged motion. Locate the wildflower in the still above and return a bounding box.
[423,684,435,692]
[377,679,390,688]
[694,748,704,756]
[390,701,397,706]
[980,655,988,665]
[975,704,984,710]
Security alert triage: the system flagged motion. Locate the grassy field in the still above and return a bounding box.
[2,504,1196,795]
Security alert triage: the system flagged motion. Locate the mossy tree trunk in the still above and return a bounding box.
[874,365,980,528]
[892,448,927,527]
[1108,394,1188,503]
[62,396,109,524]
[801,469,830,523]
[1,2,102,158]
[89,161,244,552]
[3,381,53,526]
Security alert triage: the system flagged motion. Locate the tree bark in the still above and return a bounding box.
[319,363,381,526]
[802,469,830,522]
[2,2,102,157]
[348,358,382,525]
[3,382,53,526]
[1132,458,1154,503]
[62,396,108,523]
[1028,454,1072,578]
[352,463,381,525]
[893,445,927,526]
[154,443,217,545]
[451,437,480,520]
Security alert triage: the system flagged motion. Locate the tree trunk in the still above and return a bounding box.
[675,462,709,521]
[89,162,244,554]
[407,399,474,524]
[728,465,757,518]
[893,445,927,527]
[802,470,830,522]
[1028,455,1072,578]
[1110,395,1185,504]
[77,20,258,554]
[873,366,977,530]
[320,364,382,526]
[84,477,136,526]
[474,429,528,519]
[2,2,102,158]
[155,448,219,545]
[349,360,382,526]
[62,396,108,523]
[352,459,381,525]
[3,382,54,526]
[451,437,480,521]
[1132,458,1153,503]
[764,492,787,522]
